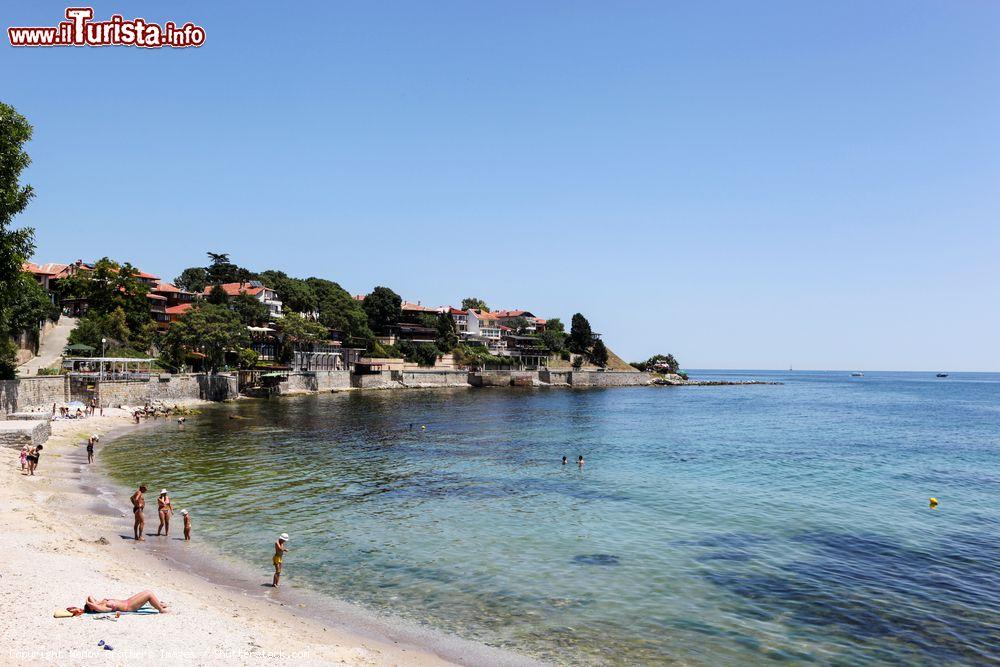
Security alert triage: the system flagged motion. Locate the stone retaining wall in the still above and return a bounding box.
[96,374,238,407]
[0,420,51,449]
[568,371,652,387]
[280,371,352,395]
[399,370,469,388]
[0,376,68,416]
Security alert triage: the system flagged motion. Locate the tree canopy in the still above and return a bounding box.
[0,103,38,377]
[631,353,680,374]
[569,313,593,353]
[161,303,249,372]
[174,267,208,293]
[362,286,401,334]
[461,297,489,312]
[588,339,609,367]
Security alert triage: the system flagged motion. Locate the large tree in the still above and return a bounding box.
[0,103,38,378]
[588,339,609,367]
[161,303,249,372]
[306,277,373,343]
[569,313,593,353]
[231,292,270,326]
[362,286,401,334]
[435,312,458,352]
[204,252,253,286]
[461,297,489,312]
[259,270,317,314]
[174,267,208,293]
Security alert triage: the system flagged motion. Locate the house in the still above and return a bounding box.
[152,281,200,308]
[204,282,283,319]
[165,302,194,326]
[493,310,547,333]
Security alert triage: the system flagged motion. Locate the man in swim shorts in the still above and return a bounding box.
[131,485,147,541]
[272,533,290,587]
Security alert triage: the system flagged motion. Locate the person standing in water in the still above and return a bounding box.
[156,490,173,536]
[130,485,147,541]
[272,533,290,587]
[562,456,568,465]
[578,455,585,467]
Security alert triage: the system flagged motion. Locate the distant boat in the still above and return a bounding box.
[851,372,864,377]
[936,373,948,378]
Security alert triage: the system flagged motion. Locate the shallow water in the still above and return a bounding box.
[102,371,1000,665]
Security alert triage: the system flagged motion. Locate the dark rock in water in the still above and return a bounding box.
[572,554,620,566]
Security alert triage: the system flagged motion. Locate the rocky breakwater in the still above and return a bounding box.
[652,374,783,387]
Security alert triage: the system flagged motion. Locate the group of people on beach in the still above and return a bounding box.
[19,444,43,475]
[129,485,191,541]
[51,397,99,420]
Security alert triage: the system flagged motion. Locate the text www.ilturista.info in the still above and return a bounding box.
[8,7,205,48]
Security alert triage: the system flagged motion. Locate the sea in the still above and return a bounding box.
[100,370,1000,665]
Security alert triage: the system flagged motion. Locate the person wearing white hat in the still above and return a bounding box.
[181,509,192,541]
[272,533,290,587]
[156,489,173,537]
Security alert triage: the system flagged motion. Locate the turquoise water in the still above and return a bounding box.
[101,371,1000,665]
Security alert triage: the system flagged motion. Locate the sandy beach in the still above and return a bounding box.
[0,406,511,667]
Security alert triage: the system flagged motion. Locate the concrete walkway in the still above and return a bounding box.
[16,316,76,376]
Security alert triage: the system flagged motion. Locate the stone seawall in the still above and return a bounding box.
[279,371,352,395]
[96,374,238,407]
[399,370,469,388]
[0,376,68,416]
[568,371,652,387]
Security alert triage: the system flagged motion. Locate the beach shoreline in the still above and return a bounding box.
[1,404,537,667]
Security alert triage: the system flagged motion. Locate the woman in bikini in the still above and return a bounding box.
[80,590,169,613]
[156,489,173,537]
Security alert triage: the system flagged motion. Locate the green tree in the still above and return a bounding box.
[0,103,38,377]
[161,303,249,372]
[589,339,609,367]
[539,328,567,354]
[9,273,55,335]
[231,292,270,326]
[207,284,229,305]
[205,252,252,285]
[435,312,458,352]
[259,270,317,314]
[631,353,680,374]
[277,312,329,343]
[507,316,530,334]
[174,267,208,293]
[546,317,565,333]
[362,286,401,334]
[461,297,489,312]
[569,313,593,353]
[306,277,373,343]
[58,258,152,336]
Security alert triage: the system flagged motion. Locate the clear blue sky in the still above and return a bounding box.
[5,1,999,370]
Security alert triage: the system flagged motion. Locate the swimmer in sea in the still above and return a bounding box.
[131,485,147,541]
[272,533,290,587]
[578,455,585,467]
[562,456,568,465]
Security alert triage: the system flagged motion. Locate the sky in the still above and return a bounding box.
[3,1,999,371]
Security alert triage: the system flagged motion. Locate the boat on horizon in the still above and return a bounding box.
[851,372,864,377]
[936,373,948,378]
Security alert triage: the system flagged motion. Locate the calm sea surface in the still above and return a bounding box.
[101,371,1000,665]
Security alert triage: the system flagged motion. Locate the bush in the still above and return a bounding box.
[37,367,61,376]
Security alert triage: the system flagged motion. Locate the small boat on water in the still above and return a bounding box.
[850,372,864,377]
[936,373,948,378]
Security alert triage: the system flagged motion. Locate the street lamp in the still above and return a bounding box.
[101,338,107,380]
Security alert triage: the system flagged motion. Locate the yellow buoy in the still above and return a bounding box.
[929,497,938,508]
[421,425,427,430]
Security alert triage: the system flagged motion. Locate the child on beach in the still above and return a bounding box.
[86,436,95,464]
[272,533,290,587]
[19,447,27,472]
[181,509,191,541]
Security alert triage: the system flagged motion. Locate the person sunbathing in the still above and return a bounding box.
[78,590,169,613]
